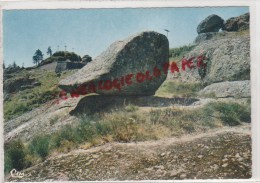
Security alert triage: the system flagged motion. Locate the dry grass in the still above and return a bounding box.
[4,99,250,172]
[156,80,204,98]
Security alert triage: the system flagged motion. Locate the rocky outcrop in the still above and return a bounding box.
[199,80,250,98]
[194,32,219,44]
[4,76,37,94]
[223,13,249,32]
[174,34,250,85]
[59,31,169,96]
[197,14,224,34]
[82,55,92,63]
[3,76,41,101]
[55,60,86,73]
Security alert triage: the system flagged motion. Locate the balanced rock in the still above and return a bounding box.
[197,14,224,34]
[59,31,169,96]
[222,13,249,32]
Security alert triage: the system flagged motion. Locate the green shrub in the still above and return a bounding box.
[11,103,29,116]
[5,140,26,172]
[125,104,139,112]
[29,135,50,159]
[51,125,76,147]
[207,102,251,126]
[95,121,112,136]
[76,120,97,142]
[169,44,196,58]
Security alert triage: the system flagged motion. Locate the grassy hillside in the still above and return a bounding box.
[4,69,77,121]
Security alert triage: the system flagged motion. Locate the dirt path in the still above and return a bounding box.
[6,124,251,181]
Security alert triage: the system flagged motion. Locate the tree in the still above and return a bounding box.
[12,61,17,68]
[33,49,44,65]
[47,46,52,57]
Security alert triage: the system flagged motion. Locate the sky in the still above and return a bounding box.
[3,7,249,67]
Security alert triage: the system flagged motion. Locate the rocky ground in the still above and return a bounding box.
[6,124,251,181]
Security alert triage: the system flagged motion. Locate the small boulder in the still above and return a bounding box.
[222,13,249,32]
[59,31,169,96]
[197,14,224,34]
[199,80,250,98]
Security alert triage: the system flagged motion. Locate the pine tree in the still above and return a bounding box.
[33,49,44,65]
[47,46,52,57]
[12,61,17,68]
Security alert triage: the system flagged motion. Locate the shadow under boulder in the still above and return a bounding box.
[70,95,199,115]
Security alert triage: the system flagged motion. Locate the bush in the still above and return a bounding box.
[207,102,251,126]
[169,44,196,58]
[29,135,50,159]
[125,104,139,112]
[51,125,76,147]
[76,119,97,142]
[5,140,26,172]
[11,103,29,116]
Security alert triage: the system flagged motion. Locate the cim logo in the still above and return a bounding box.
[10,169,25,178]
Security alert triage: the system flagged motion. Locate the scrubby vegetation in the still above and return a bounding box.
[40,51,82,66]
[156,80,204,97]
[169,44,196,60]
[4,69,77,121]
[4,100,250,173]
[5,140,27,173]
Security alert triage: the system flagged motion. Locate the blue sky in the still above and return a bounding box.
[3,7,249,67]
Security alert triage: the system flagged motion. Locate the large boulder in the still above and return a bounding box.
[59,31,169,96]
[171,34,250,85]
[197,14,224,34]
[199,80,250,98]
[222,13,249,32]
